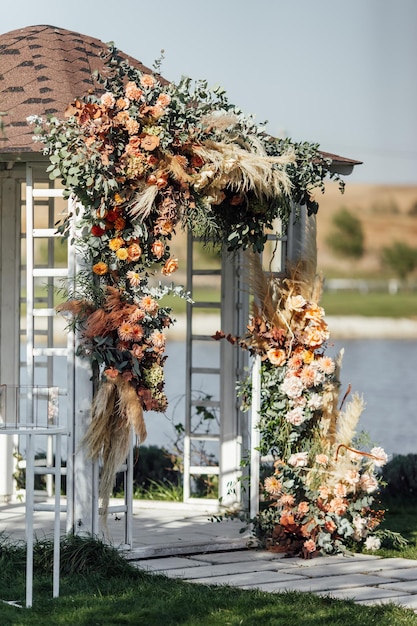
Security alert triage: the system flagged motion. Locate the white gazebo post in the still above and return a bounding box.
[66,197,97,535]
[0,167,21,501]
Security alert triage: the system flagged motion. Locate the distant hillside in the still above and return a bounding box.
[166,183,417,281]
[315,183,417,278]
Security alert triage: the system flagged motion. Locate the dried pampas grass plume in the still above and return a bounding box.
[128,184,159,220]
[83,374,147,523]
[336,392,365,447]
[192,140,295,199]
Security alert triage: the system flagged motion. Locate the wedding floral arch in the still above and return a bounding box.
[33,45,387,557]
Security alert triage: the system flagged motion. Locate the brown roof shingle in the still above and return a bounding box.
[0,24,156,153]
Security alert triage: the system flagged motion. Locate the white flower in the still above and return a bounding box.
[307,393,323,410]
[353,516,368,538]
[370,447,388,467]
[360,473,379,494]
[364,536,381,551]
[281,375,304,399]
[285,406,306,426]
[288,452,309,467]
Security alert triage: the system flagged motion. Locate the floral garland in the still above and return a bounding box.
[217,258,387,558]
[31,45,346,514]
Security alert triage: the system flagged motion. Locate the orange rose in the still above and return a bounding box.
[125,81,143,100]
[92,262,108,275]
[161,258,178,276]
[116,97,130,110]
[151,240,165,259]
[266,347,286,366]
[156,93,171,107]
[140,74,156,88]
[127,243,142,262]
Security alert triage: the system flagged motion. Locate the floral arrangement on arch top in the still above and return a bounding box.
[31,45,345,511]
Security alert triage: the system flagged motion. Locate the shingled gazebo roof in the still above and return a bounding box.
[0,24,361,174]
[0,24,155,155]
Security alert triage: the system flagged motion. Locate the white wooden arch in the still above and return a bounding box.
[0,154,355,549]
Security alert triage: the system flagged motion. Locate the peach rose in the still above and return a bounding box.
[304,539,317,553]
[140,74,156,88]
[161,258,178,276]
[125,81,143,100]
[266,347,286,366]
[127,243,142,262]
[156,93,171,107]
[297,501,309,515]
[100,92,115,107]
[151,240,165,259]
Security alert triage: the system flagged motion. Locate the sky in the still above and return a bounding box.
[2,0,416,185]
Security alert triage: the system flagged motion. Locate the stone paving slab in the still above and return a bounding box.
[186,570,306,587]
[378,580,417,593]
[317,586,408,602]
[148,559,289,579]
[358,594,417,610]
[281,559,417,579]
[237,573,398,593]
[135,556,207,571]
[374,567,417,580]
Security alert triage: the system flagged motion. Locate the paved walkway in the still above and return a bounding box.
[1,499,417,613]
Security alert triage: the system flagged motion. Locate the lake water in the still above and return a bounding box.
[146,338,417,459]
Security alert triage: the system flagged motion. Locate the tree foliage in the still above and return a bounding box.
[381,241,417,280]
[326,207,364,259]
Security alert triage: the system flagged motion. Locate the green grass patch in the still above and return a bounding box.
[375,497,417,560]
[1,532,417,625]
[161,287,221,315]
[320,290,417,317]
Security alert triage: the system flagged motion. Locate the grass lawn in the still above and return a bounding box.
[1,497,417,626]
[320,290,417,318]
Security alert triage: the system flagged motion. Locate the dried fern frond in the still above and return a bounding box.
[56,298,93,318]
[83,308,110,339]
